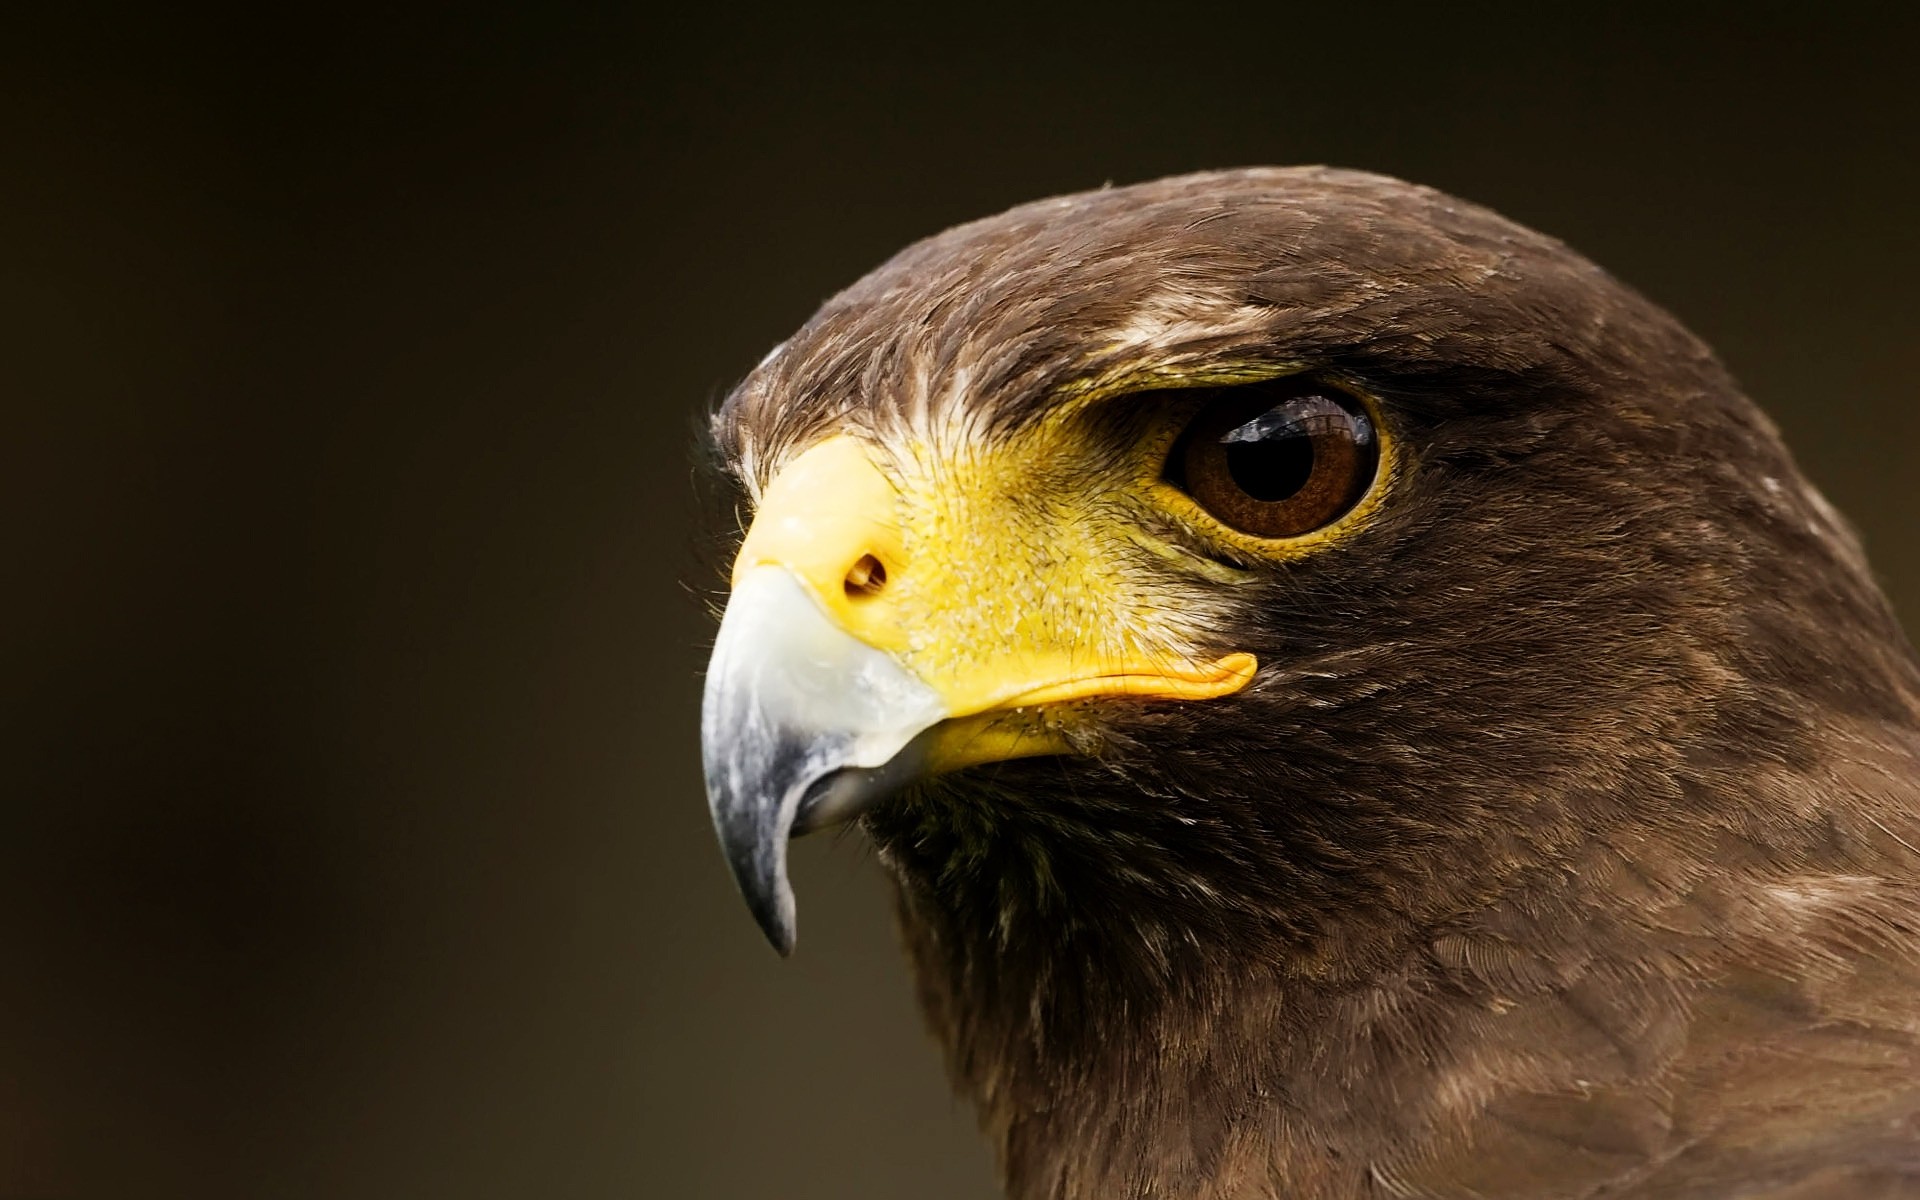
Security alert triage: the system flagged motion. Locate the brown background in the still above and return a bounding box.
[5,6,1915,1198]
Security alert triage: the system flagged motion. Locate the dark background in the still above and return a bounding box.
[5,6,1915,1198]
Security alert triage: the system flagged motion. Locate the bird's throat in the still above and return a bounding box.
[870,792,1428,1200]
[884,861,1400,1199]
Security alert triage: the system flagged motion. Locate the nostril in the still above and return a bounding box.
[844,554,887,599]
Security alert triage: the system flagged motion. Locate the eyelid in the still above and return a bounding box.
[1222,396,1372,446]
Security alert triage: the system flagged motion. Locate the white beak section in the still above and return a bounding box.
[700,566,948,953]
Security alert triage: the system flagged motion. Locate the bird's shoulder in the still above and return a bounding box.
[1401,949,1920,1198]
[1393,731,1920,1198]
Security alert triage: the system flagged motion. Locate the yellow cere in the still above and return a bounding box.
[729,368,1395,773]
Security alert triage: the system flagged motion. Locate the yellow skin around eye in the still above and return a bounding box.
[730,368,1395,771]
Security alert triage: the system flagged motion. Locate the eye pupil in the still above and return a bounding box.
[1225,434,1314,503]
[1168,379,1380,540]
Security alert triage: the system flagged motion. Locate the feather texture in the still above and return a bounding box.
[711,168,1920,1198]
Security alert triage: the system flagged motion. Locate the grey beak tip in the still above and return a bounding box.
[743,884,797,957]
[765,919,797,958]
[707,746,938,958]
[738,852,798,956]
[712,791,802,956]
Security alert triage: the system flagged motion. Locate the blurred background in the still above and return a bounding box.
[4,5,1915,1197]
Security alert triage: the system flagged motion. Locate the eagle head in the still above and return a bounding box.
[697,168,1920,1199]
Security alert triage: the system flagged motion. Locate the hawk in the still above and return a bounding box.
[699,168,1920,1198]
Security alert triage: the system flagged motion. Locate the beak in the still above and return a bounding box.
[700,434,1255,954]
[700,566,945,954]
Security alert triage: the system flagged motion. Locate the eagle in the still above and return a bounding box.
[698,168,1920,1199]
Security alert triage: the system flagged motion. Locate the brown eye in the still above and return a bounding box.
[1168,381,1379,539]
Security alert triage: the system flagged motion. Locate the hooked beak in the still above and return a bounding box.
[699,434,1256,954]
[700,566,945,954]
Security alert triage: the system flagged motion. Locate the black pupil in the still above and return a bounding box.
[1223,425,1314,502]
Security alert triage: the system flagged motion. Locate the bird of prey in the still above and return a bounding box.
[698,168,1920,1199]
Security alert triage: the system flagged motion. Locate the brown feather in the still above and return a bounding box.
[711,168,1920,1198]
